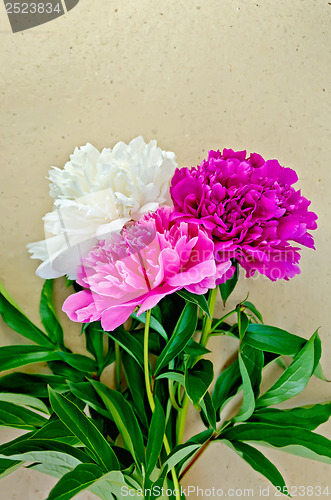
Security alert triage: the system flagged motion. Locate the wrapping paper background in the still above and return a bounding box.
[0,1,330,498]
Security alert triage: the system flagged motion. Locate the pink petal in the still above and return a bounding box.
[101,303,138,331]
[62,290,100,323]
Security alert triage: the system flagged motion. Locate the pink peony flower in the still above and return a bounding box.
[170,149,317,281]
[62,207,231,331]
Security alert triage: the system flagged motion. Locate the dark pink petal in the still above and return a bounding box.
[277,216,300,239]
[279,167,298,185]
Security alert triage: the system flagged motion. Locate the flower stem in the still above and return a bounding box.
[179,420,232,480]
[176,287,219,445]
[179,432,216,480]
[114,342,121,392]
[200,286,218,348]
[144,310,155,412]
[169,379,182,411]
[176,395,189,444]
[144,309,181,500]
[209,309,237,334]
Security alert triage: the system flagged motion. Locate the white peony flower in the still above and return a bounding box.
[27,136,177,279]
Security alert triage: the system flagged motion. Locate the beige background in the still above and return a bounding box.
[0,0,331,498]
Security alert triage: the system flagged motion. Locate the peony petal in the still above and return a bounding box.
[167,260,216,287]
[62,290,100,323]
[100,303,138,331]
[138,284,180,313]
[28,138,177,278]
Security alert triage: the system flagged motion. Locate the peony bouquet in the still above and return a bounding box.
[0,137,329,499]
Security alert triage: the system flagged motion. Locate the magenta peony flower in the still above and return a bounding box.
[170,149,317,281]
[62,207,231,331]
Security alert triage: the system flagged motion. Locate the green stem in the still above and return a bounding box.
[210,309,237,334]
[200,286,218,348]
[144,310,181,500]
[169,379,182,411]
[114,342,121,392]
[144,310,155,412]
[176,395,189,444]
[176,287,219,445]
[179,279,241,478]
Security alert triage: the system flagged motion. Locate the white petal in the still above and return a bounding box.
[95,218,129,238]
[28,137,177,278]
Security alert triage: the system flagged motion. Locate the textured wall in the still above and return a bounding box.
[0,0,330,498]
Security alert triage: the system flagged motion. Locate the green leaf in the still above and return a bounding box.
[64,277,75,289]
[220,422,331,464]
[157,294,186,337]
[219,261,238,305]
[173,428,214,476]
[47,463,105,500]
[146,398,166,476]
[131,311,168,341]
[242,301,264,323]
[56,352,97,373]
[237,309,249,341]
[0,373,67,398]
[90,380,145,467]
[233,352,255,422]
[250,404,331,431]
[0,431,34,453]
[0,347,96,374]
[224,440,289,495]
[0,345,59,372]
[185,428,214,445]
[212,345,263,421]
[0,393,49,414]
[32,418,81,446]
[28,462,73,479]
[0,292,54,347]
[243,324,305,355]
[212,359,241,420]
[154,302,198,376]
[105,327,144,369]
[200,392,217,431]
[183,339,211,357]
[47,466,141,499]
[176,289,211,319]
[0,450,81,471]
[241,345,264,398]
[89,471,141,500]
[47,361,84,383]
[0,281,25,313]
[313,331,322,372]
[0,438,92,465]
[257,331,317,407]
[0,401,48,430]
[121,352,148,428]
[85,322,106,368]
[67,381,111,419]
[161,444,200,475]
[48,388,119,472]
[185,359,214,407]
[40,280,64,347]
[155,371,185,386]
[131,329,163,357]
[0,458,22,479]
[314,362,331,382]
